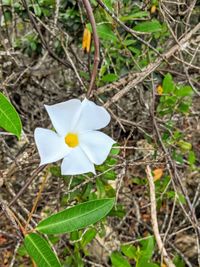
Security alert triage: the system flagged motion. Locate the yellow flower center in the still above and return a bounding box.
[65,133,79,148]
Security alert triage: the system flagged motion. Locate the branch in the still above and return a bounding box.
[82,0,100,98]
[104,22,200,108]
[146,166,176,267]
[21,0,73,70]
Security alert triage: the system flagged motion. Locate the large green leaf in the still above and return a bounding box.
[134,20,162,33]
[0,92,22,139]
[37,198,115,234]
[24,233,61,267]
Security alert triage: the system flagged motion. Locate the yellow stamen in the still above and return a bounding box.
[65,133,79,148]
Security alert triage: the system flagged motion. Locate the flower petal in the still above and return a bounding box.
[61,146,95,175]
[74,98,111,132]
[34,128,71,165]
[79,131,115,165]
[45,99,81,136]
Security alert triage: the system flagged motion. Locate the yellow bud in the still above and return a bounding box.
[82,28,91,53]
[157,85,163,95]
[151,5,157,14]
[153,168,163,181]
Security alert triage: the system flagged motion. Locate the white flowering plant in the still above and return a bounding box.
[20,98,117,266]
[34,98,115,175]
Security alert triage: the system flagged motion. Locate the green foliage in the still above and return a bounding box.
[157,74,194,170]
[111,236,159,267]
[2,1,195,266]
[24,233,61,267]
[36,198,115,234]
[157,73,193,116]
[0,92,22,139]
[134,20,162,33]
[15,33,42,57]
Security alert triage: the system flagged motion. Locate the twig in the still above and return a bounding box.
[24,171,48,232]
[82,0,100,98]
[0,165,46,219]
[146,165,175,267]
[21,0,73,70]
[104,22,200,108]
[96,0,163,57]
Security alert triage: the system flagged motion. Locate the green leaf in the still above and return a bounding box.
[134,20,162,33]
[33,4,42,16]
[178,140,192,151]
[0,92,22,139]
[175,86,193,97]
[140,235,155,261]
[81,228,97,247]
[102,0,113,11]
[101,73,118,82]
[173,255,185,267]
[178,102,190,113]
[162,73,174,93]
[24,233,61,267]
[121,244,137,260]
[120,11,149,21]
[137,259,159,267]
[87,23,117,42]
[37,198,115,234]
[110,251,131,267]
[188,151,196,165]
[97,23,117,41]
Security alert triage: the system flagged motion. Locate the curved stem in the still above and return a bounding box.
[82,0,100,98]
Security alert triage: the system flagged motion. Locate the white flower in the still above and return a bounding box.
[34,98,115,175]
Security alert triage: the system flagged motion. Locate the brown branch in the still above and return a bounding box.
[146,166,176,267]
[104,22,200,108]
[82,0,100,98]
[21,0,73,70]
[0,165,46,219]
[96,0,162,57]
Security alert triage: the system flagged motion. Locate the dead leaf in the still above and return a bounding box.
[153,168,163,181]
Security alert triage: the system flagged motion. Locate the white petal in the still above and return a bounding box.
[34,128,71,165]
[79,131,115,165]
[74,98,111,132]
[45,99,81,136]
[61,146,95,175]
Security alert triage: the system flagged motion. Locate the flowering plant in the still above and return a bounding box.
[34,98,115,175]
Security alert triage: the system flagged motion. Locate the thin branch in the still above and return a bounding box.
[146,166,176,267]
[82,0,100,98]
[21,0,73,70]
[104,22,200,108]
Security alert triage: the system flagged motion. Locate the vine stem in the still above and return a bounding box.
[82,0,100,98]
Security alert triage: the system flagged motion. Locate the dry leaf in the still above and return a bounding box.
[153,168,163,181]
